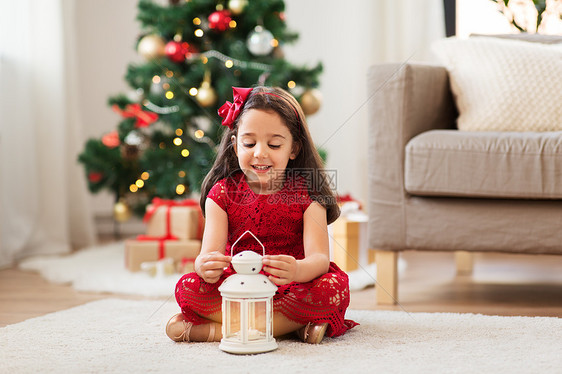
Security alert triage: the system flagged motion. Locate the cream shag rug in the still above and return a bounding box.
[1,299,560,373]
[18,242,398,296]
[19,242,179,297]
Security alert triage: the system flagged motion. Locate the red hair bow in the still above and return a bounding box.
[217,87,253,129]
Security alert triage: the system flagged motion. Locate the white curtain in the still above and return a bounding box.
[375,0,445,62]
[0,0,96,268]
[376,0,445,62]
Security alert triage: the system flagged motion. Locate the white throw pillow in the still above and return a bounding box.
[431,37,562,132]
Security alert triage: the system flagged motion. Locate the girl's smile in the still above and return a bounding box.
[252,164,272,173]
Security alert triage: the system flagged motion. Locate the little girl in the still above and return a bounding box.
[166,86,358,344]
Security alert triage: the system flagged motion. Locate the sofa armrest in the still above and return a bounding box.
[368,62,456,146]
[367,63,456,250]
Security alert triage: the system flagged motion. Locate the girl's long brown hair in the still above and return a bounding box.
[200,86,340,224]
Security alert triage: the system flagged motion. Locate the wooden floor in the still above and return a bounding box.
[1,250,561,327]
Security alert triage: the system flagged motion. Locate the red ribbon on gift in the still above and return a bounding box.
[137,198,204,259]
[137,206,176,259]
[143,198,204,239]
[142,197,198,221]
[112,103,158,128]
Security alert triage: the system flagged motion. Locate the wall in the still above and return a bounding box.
[75,0,140,233]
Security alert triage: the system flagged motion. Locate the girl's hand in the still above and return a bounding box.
[196,251,232,284]
[262,255,297,286]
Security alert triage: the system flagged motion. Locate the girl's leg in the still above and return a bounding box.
[273,313,305,337]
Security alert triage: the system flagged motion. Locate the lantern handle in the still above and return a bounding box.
[231,230,265,256]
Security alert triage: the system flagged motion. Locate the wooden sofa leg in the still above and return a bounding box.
[455,251,474,275]
[374,250,398,305]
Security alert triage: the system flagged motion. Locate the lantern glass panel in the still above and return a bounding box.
[224,300,241,339]
[248,300,267,340]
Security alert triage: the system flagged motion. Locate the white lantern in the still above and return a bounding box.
[219,231,278,354]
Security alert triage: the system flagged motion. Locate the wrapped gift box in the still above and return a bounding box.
[145,204,203,240]
[125,239,201,272]
[330,202,373,272]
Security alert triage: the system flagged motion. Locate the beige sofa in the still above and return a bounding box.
[367,37,562,305]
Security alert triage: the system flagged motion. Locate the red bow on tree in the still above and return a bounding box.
[112,103,159,128]
[217,87,253,129]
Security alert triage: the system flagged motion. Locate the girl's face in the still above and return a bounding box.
[233,109,297,194]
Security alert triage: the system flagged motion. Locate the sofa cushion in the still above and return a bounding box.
[405,130,562,199]
[431,37,562,132]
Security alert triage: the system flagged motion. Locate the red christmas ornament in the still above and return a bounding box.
[165,40,195,63]
[88,171,104,183]
[208,10,232,32]
[102,130,120,148]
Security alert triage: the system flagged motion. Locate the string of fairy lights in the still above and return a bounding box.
[127,125,207,196]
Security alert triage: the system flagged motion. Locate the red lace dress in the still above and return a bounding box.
[175,172,358,337]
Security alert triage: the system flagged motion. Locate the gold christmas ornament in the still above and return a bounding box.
[196,71,217,107]
[228,0,248,15]
[114,199,132,222]
[300,89,323,116]
[196,84,217,107]
[137,34,166,60]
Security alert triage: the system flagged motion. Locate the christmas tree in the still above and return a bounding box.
[78,0,323,221]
